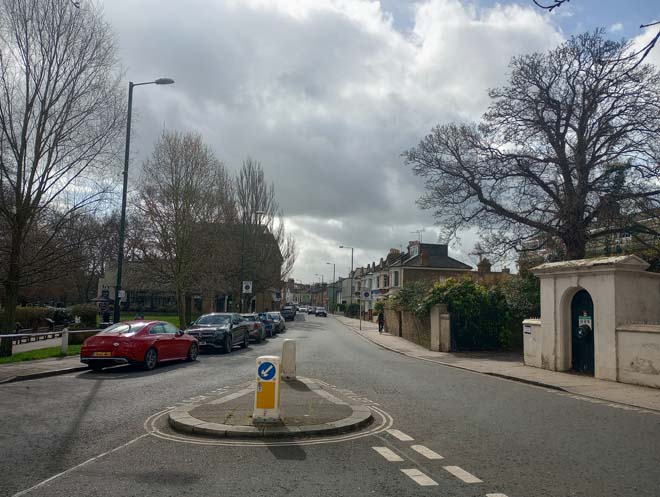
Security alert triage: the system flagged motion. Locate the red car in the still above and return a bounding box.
[80,321,199,372]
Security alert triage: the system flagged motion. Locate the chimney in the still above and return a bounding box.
[421,248,429,266]
[477,258,492,275]
[389,248,400,255]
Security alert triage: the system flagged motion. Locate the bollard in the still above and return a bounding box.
[281,339,296,380]
[253,355,281,423]
[61,327,69,355]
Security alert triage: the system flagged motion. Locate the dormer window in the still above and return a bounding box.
[410,245,419,257]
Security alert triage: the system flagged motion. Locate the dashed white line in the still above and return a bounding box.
[410,444,443,460]
[443,465,483,483]
[486,493,509,497]
[400,468,438,486]
[372,446,403,462]
[386,429,414,441]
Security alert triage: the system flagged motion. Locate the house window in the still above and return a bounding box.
[383,275,389,287]
[394,271,399,287]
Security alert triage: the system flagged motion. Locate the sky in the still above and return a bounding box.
[100,0,660,284]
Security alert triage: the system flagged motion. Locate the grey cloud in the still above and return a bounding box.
[102,0,562,282]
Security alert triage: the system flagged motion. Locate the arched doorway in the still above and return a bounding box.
[570,289,595,375]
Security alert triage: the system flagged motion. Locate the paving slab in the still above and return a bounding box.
[168,377,373,438]
[335,315,660,412]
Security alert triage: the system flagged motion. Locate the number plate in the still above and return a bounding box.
[93,351,112,357]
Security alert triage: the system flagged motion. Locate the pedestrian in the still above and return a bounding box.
[377,309,385,333]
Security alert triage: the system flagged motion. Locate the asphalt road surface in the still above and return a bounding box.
[1,315,659,497]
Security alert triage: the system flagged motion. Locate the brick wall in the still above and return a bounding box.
[401,311,431,349]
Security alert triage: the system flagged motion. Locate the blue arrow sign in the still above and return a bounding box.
[258,361,276,381]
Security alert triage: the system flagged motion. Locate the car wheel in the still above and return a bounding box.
[186,343,199,362]
[142,348,158,370]
[89,363,104,372]
[241,332,249,349]
[223,334,232,354]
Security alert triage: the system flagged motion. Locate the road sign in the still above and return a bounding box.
[258,361,276,380]
[362,291,370,298]
[254,355,281,422]
[242,281,253,294]
[118,290,126,301]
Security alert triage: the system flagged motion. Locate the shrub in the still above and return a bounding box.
[7,307,55,330]
[423,278,511,351]
[346,303,360,318]
[374,301,385,313]
[70,304,98,327]
[389,281,431,315]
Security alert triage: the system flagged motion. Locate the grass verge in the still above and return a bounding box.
[0,344,83,364]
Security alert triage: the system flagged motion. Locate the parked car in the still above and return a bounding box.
[184,313,249,353]
[241,313,266,343]
[258,312,275,337]
[315,307,328,317]
[267,312,285,333]
[280,305,296,321]
[307,306,316,315]
[299,306,307,313]
[80,321,199,372]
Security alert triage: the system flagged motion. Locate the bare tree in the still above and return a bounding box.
[0,0,124,355]
[404,31,660,261]
[133,130,234,328]
[533,1,659,65]
[234,158,296,310]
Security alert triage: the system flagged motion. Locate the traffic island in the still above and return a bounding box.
[168,377,373,438]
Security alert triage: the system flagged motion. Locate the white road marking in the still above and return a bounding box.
[400,468,438,486]
[443,465,483,483]
[208,386,253,405]
[386,429,414,441]
[486,493,509,497]
[410,444,443,459]
[11,427,156,497]
[372,446,403,462]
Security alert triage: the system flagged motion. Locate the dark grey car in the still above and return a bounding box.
[185,313,249,353]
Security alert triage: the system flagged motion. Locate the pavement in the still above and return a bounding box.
[334,314,660,412]
[0,355,87,384]
[168,376,372,437]
[2,314,660,497]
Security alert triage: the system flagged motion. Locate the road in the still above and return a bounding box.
[1,315,659,497]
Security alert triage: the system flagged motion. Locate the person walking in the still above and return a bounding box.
[377,309,385,333]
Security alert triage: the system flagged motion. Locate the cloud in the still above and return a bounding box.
[102,0,563,282]
[609,22,624,33]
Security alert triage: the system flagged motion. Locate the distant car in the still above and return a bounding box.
[268,312,285,333]
[241,313,266,343]
[315,307,328,317]
[280,305,296,321]
[299,306,307,313]
[185,313,250,353]
[307,306,316,315]
[258,313,275,337]
[80,321,198,372]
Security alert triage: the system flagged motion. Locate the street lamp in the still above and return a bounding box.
[114,77,174,323]
[239,209,265,312]
[339,245,354,312]
[326,262,335,312]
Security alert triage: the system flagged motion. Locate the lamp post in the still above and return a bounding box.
[114,78,174,324]
[239,209,265,313]
[326,262,335,312]
[339,245,354,314]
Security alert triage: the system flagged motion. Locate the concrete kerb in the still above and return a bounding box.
[335,317,660,413]
[167,380,374,439]
[334,316,573,392]
[0,365,89,384]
